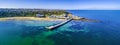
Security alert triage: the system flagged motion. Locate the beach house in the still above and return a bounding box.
[36,14,45,18]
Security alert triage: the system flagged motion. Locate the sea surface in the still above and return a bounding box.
[0,10,120,45]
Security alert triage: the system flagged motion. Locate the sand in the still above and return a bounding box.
[0,17,65,21]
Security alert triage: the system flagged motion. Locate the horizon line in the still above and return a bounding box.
[0,8,120,10]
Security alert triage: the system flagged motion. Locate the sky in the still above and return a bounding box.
[0,0,120,10]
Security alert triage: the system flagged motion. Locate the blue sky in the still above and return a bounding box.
[0,0,120,10]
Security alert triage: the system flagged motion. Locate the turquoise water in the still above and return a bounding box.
[0,10,120,45]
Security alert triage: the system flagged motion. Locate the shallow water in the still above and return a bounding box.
[0,10,120,45]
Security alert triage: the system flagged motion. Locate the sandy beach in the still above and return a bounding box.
[0,17,65,21]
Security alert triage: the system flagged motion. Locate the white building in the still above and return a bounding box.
[36,14,45,18]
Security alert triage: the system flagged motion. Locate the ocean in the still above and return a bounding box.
[0,10,120,45]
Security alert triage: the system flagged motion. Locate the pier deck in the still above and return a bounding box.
[46,19,72,30]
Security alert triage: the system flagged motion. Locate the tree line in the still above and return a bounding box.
[0,8,67,18]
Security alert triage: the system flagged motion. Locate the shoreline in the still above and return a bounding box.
[0,17,65,21]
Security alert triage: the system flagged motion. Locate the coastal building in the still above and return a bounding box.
[72,15,81,19]
[36,14,45,18]
[49,14,67,19]
[49,15,58,18]
[62,13,68,17]
[67,13,73,18]
[66,13,84,20]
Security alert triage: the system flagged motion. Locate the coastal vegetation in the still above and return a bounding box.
[0,8,67,18]
[0,8,90,21]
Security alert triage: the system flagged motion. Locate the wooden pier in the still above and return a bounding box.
[46,18,72,30]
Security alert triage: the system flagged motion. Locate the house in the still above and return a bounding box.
[36,14,45,18]
[49,14,66,19]
[49,15,57,18]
